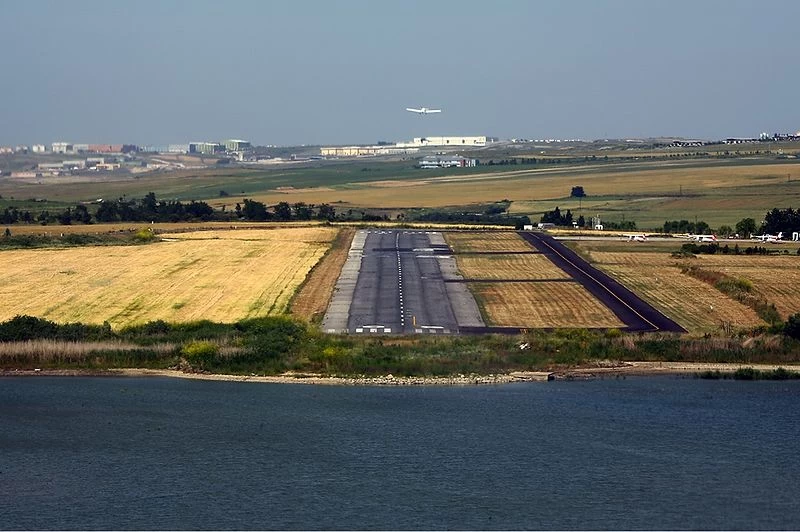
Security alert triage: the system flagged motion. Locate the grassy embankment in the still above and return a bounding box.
[2,315,800,378]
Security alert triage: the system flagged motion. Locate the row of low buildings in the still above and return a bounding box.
[3,139,253,156]
[139,139,253,155]
[418,155,477,169]
[319,136,487,158]
[32,157,121,175]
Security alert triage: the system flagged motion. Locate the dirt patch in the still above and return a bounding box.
[289,227,356,323]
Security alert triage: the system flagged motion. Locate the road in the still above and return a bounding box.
[518,231,686,333]
[339,229,482,334]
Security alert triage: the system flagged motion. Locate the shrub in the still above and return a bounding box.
[133,228,156,243]
[182,341,220,370]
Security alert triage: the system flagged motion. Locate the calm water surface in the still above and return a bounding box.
[1,376,799,530]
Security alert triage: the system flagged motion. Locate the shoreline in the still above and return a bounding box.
[3,361,800,385]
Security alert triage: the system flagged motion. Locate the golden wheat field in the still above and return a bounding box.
[455,254,570,280]
[445,231,533,253]
[683,254,800,319]
[0,227,338,328]
[470,282,625,328]
[584,250,775,332]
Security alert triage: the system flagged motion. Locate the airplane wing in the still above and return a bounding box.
[427,109,442,113]
[406,108,422,113]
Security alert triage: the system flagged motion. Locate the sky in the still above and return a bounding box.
[1,0,798,146]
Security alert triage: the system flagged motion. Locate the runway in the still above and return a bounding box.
[518,231,686,333]
[324,229,485,334]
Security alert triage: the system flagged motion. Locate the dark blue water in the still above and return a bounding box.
[1,376,799,530]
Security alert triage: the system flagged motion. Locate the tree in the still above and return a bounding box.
[784,313,800,340]
[292,202,313,221]
[577,215,586,228]
[316,203,336,221]
[735,217,757,238]
[274,202,292,221]
[241,199,269,221]
[570,186,586,198]
[717,225,733,238]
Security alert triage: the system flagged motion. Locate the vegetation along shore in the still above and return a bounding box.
[2,315,800,384]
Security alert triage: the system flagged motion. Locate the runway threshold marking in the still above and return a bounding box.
[529,233,660,332]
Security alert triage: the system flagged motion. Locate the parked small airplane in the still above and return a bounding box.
[752,232,784,243]
[406,107,441,114]
[681,234,718,242]
[624,233,648,242]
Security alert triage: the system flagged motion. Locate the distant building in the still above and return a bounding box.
[88,144,123,153]
[51,142,73,154]
[31,144,46,153]
[37,163,64,171]
[319,145,419,157]
[224,139,251,151]
[73,143,90,153]
[397,136,487,148]
[62,159,86,169]
[189,142,223,155]
[168,144,189,153]
[418,155,477,169]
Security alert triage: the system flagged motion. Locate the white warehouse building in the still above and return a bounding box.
[397,136,487,148]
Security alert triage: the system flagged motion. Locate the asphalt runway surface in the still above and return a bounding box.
[340,229,484,334]
[518,231,686,333]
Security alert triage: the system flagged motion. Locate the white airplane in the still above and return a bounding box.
[752,232,784,243]
[681,234,718,242]
[624,233,648,242]
[406,107,441,114]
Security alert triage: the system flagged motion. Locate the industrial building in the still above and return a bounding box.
[31,144,46,153]
[418,155,477,169]
[319,146,419,157]
[396,136,487,148]
[51,142,73,154]
[189,142,223,155]
[88,144,123,153]
[224,139,251,151]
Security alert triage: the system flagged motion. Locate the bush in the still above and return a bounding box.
[133,228,156,243]
[182,341,220,370]
[784,313,800,340]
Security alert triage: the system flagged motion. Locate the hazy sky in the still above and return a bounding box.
[2,0,798,146]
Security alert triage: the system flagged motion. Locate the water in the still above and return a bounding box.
[1,376,799,530]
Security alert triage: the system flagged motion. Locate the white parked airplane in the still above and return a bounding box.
[624,233,648,242]
[406,107,441,114]
[752,232,784,243]
[681,234,718,242]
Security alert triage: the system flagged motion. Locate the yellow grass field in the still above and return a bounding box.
[445,232,532,253]
[470,282,625,328]
[455,254,570,280]
[580,248,800,332]
[0,227,338,328]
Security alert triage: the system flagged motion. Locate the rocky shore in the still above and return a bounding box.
[3,361,799,385]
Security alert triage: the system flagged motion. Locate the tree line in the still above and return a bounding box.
[1,193,341,225]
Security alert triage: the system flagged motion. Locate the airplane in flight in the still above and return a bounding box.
[406,107,441,114]
[752,232,784,243]
[624,233,648,242]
